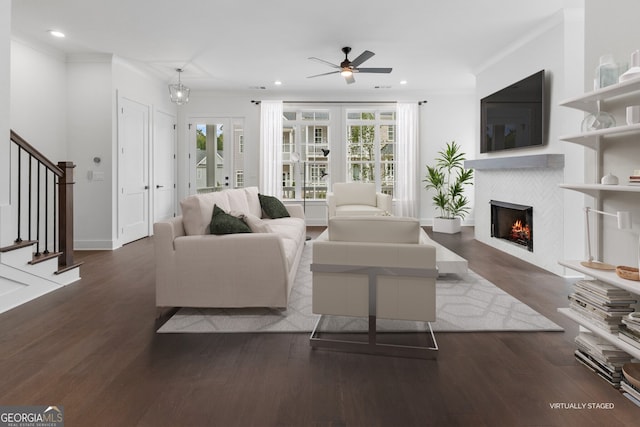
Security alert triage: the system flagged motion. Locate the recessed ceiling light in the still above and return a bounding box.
[400,80,408,85]
[274,81,282,86]
[48,30,65,38]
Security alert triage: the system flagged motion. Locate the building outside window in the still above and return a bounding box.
[281,110,330,200]
[280,106,396,200]
[346,110,396,196]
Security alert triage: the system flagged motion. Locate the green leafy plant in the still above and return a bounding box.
[423,141,474,219]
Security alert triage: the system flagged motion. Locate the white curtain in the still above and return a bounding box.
[395,102,420,218]
[259,100,283,198]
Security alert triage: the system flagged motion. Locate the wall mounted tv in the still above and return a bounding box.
[480,70,546,153]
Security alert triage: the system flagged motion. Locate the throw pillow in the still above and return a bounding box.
[258,194,290,219]
[210,205,252,235]
[243,213,273,233]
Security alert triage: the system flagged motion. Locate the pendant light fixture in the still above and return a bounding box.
[168,68,190,105]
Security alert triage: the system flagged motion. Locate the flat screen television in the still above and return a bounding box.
[480,70,546,153]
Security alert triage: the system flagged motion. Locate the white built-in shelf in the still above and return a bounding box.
[560,123,640,149]
[561,77,640,112]
[558,183,640,197]
[559,260,640,295]
[557,308,640,360]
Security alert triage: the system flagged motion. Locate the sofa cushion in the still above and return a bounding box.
[226,188,251,214]
[333,182,377,207]
[244,187,263,218]
[335,205,385,216]
[181,192,230,235]
[328,216,420,244]
[259,194,290,219]
[210,205,252,235]
[269,217,306,243]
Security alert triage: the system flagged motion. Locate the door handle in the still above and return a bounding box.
[144,185,149,190]
[156,185,164,189]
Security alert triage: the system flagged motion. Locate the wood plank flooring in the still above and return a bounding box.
[0,226,638,426]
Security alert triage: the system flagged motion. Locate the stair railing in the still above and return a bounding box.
[9,130,77,270]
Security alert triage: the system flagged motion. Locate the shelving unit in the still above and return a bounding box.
[559,123,640,149]
[559,77,640,386]
[560,77,640,112]
[559,183,640,198]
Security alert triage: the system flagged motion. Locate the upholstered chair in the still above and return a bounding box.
[326,182,392,218]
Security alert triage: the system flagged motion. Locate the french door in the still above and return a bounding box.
[188,118,244,194]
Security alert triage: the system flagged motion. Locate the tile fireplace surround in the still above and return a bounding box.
[465,154,565,275]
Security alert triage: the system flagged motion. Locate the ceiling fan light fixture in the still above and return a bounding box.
[169,68,190,105]
[341,69,353,77]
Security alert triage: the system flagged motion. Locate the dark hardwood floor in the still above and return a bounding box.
[1,226,638,426]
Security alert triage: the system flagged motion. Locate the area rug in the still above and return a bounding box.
[157,244,563,333]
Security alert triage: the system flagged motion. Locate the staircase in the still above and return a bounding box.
[0,130,81,314]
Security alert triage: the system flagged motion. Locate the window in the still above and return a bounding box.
[346,110,396,196]
[281,110,330,200]
[278,106,397,200]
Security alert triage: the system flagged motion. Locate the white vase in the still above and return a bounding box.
[433,217,461,234]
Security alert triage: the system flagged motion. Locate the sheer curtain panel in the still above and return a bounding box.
[395,102,419,218]
[260,101,283,198]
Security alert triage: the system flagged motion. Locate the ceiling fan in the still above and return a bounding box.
[307,47,392,84]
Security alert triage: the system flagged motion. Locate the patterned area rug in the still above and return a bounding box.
[157,244,563,333]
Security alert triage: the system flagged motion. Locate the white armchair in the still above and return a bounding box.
[311,216,439,358]
[327,182,392,218]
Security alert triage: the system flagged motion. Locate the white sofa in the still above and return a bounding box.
[311,216,439,358]
[327,182,392,218]
[153,187,306,309]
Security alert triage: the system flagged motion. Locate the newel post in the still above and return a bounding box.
[58,161,76,268]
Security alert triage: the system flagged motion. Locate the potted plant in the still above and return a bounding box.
[423,141,473,234]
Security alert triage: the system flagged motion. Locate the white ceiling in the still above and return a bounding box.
[11,0,568,94]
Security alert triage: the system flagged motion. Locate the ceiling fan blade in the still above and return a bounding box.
[307,70,341,78]
[356,67,393,74]
[345,74,356,84]
[350,50,375,67]
[308,57,340,69]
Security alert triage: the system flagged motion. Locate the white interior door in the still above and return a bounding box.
[154,110,177,222]
[119,97,150,244]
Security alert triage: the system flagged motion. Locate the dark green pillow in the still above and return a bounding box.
[258,194,290,219]
[210,205,252,235]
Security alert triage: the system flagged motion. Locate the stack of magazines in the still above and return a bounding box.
[622,363,640,406]
[568,279,636,332]
[620,313,640,349]
[574,331,633,388]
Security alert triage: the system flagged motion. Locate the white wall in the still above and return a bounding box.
[10,38,67,161]
[66,56,113,249]
[474,9,585,275]
[419,91,476,224]
[0,0,10,207]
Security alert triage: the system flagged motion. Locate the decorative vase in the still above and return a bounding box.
[433,217,461,234]
[581,111,616,132]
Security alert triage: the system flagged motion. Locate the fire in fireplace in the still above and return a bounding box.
[490,200,533,251]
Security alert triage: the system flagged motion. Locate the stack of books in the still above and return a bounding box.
[574,331,633,388]
[621,363,640,407]
[629,173,640,185]
[620,313,640,349]
[568,279,636,332]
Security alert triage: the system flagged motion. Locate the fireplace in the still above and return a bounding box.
[490,200,533,252]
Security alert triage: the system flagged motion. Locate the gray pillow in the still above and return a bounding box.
[258,194,290,219]
[210,205,252,235]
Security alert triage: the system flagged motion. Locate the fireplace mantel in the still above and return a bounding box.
[464,154,564,170]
